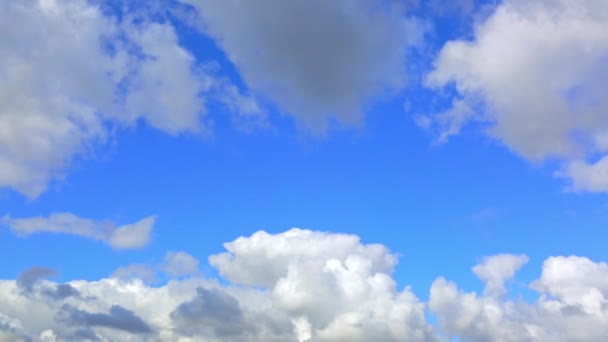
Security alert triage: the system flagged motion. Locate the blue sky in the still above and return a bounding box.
[2,0,608,341]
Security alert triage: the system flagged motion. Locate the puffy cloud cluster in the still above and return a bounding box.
[0,228,436,341]
[0,0,261,198]
[209,229,434,341]
[2,213,156,249]
[2,229,608,341]
[431,255,608,341]
[425,0,608,192]
[472,253,529,297]
[180,0,423,131]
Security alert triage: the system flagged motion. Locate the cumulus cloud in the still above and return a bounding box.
[425,0,608,191]
[180,0,422,131]
[472,254,529,297]
[0,228,436,341]
[4,229,608,341]
[2,213,156,249]
[0,0,262,198]
[209,228,397,288]
[431,254,608,341]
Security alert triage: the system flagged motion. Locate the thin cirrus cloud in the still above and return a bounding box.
[2,229,608,341]
[423,0,608,192]
[2,213,157,250]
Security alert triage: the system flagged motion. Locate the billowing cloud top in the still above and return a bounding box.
[0,228,436,341]
[3,229,608,341]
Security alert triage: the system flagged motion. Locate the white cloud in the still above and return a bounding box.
[0,0,263,198]
[180,0,422,131]
[120,21,210,135]
[472,254,529,297]
[558,156,608,192]
[2,213,156,249]
[0,0,116,198]
[431,254,608,341]
[0,228,436,341]
[4,229,608,341]
[425,0,608,191]
[209,229,397,288]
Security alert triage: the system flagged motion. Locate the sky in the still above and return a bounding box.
[1,0,608,341]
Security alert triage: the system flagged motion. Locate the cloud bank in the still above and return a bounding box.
[0,228,435,341]
[2,229,608,341]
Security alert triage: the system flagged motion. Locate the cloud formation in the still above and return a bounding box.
[425,0,608,192]
[2,213,156,249]
[2,229,608,341]
[181,0,422,131]
[472,254,529,297]
[0,228,436,341]
[0,0,261,198]
[431,254,608,341]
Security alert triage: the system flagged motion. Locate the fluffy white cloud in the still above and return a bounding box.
[472,254,529,297]
[0,228,436,341]
[3,228,608,341]
[0,0,117,198]
[210,229,397,288]
[431,254,608,341]
[425,0,608,191]
[2,213,156,249]
[180,0,422,131]
[0,0,262,198]
[210,229,435,341]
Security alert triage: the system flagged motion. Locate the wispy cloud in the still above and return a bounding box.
[2,213,156,249]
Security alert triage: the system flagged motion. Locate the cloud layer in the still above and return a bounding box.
[2,229,608,341]
[425,0,608,192]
